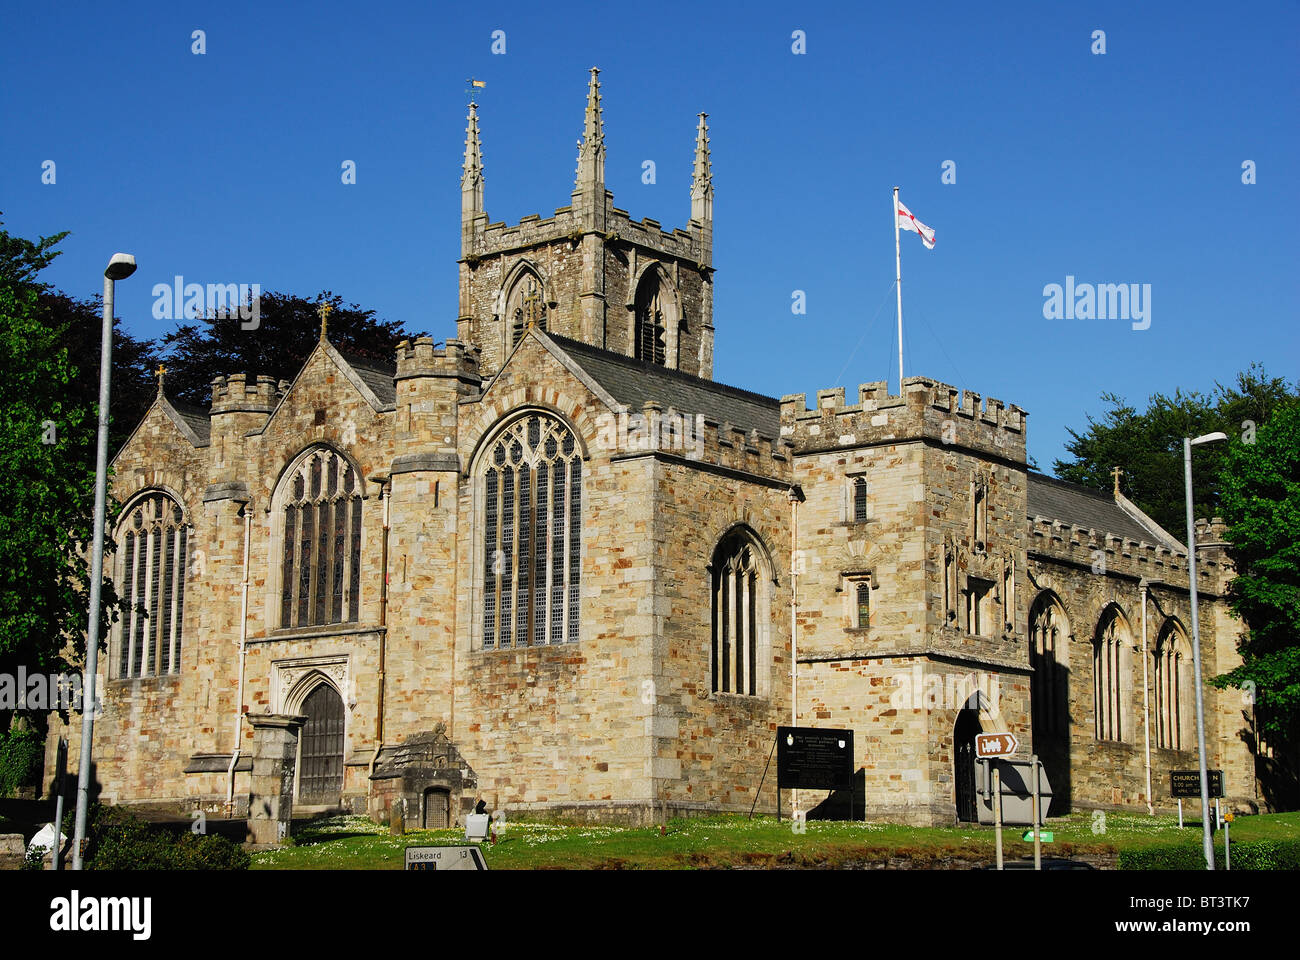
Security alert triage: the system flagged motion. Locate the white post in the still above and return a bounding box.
[1178,798,1184,828]
[1032,754,1042,871]
[893,186,904,393]
[993,762,1003,871]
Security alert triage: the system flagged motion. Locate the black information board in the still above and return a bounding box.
[776,726,854,791]
[1170,769,1224,799]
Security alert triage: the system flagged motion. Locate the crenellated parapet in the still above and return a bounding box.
[779,376,1027,463]
[1027,515,1226,594]
[395,336,482,389]
[597,400,791,481]
[209,373,286,414]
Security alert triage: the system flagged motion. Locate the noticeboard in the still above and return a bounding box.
[1170,769,1224,799]
[776,726,854,791]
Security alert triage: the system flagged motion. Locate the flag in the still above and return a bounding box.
[896,199,936,250]
[471,79,486,89]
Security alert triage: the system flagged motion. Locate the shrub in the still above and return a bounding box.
[79,804,249,870]
[0,725,45,796]
[1120,836,1300,870]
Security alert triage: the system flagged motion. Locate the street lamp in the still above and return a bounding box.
[1184,430,1227,871]
[71,253,136,869]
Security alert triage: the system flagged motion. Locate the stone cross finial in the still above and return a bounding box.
[522,284,542,328]
[318,302,333,341]
[155,363,167,396]
[1111,465,1124,497]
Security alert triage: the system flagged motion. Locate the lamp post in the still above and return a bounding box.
[1184,430,1227,871]
[71,253,136,869]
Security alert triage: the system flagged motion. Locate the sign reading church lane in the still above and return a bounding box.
[776,726,854,791]
[1170,769,1224,799]
[404,845,488,870]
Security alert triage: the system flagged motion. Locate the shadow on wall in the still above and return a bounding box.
[806,768,866,821]
[1243,711,1297,812]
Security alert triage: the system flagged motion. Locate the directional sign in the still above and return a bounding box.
[1021,830,1054,843]
[404,845,488,871]
[975,732,1018,759]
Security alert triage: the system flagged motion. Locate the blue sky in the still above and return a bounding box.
[3,1,1296,468]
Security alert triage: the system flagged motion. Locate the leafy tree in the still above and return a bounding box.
[42,291,160,458]
[1211,403,1300,803]
[157,290,421,410]
[0,220,122,734]
[1053,365,1299,534]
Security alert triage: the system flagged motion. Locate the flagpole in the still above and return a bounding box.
[893,186,904,393]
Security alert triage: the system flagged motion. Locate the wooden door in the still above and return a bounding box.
[299,684,344,804]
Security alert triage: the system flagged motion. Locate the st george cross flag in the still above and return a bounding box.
[896,199,936,250]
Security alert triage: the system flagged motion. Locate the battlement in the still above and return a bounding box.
[209,373,286,413]
[1027,515,1225,591]
[779,376,1027,461]
[468,202,706,265]
[395,337,482,382]
[596,400,790,480]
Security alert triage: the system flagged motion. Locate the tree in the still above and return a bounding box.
[1053,366,1299,534]
[1211,402,1300,805]
[157,290,420,410]
[0,220,121,732]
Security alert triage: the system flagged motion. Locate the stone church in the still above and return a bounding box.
[47,69,1259,828]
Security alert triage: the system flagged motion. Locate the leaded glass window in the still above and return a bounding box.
[481,414,582,648]
[280,447,362,629]
[117,493,188,678]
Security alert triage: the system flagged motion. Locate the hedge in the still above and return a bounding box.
[1120,837,1300,870]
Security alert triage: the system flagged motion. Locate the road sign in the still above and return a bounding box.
[975,732,1018,759]
[976,758,1052,826]
[404,845,488,871]
[1021,830,1054,842]
[1170,769,1224,799]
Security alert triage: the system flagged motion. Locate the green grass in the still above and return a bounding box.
[249,810,1300,870]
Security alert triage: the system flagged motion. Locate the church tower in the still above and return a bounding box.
[456,69,716,379]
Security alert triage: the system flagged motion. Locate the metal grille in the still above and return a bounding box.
[423,788,450,829]
[298,684,344,804]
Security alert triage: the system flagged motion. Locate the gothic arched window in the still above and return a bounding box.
[710,528,770,696]
[481,413,582,648]
[1029,593,1069,737]
[507,272,547,348]
[117,492,189,678]
[1154,622,1191,751]
[1093,606,1131,742]
[635,276,667,366]
[279,447,363,629]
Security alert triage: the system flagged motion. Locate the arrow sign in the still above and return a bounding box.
[975,732,1019,759]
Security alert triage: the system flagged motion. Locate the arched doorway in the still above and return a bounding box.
[423,787,451,829]
[953,708,982,822]
[298,683,344,804]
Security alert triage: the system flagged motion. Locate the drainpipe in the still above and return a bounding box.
[1140,579,1154,815]
[788,486,803,817]
[227,502,252,811]
[369,478,391,783]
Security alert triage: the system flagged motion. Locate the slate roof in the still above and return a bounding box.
[336,349,398,407]
[168,400,211,444]
[546,333,782,439]
[1027,472,1165,543]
